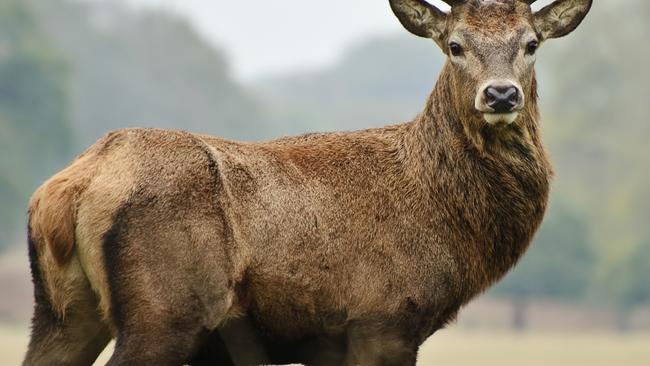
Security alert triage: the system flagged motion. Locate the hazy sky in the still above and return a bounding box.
[121,0,552,80]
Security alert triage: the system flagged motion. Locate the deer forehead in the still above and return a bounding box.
[449,2,537,76]
[453,27,532,53]
[450,0,534,36]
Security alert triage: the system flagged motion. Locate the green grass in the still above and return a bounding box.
[3,324,649,365]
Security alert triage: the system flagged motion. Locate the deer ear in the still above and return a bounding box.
[533,0,593,40]
[390,0,448,44]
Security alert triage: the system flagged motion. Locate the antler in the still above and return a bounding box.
[432,1,539,9]
[441,0,466,6]
[440,0,539,5]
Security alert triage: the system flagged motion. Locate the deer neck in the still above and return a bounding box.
[405,63,549,176]
[400,64,552,295]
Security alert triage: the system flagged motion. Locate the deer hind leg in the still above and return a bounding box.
[104,264,235,366]
[24,304,111,366]
[103,250,235,366]
[23,257,111,366]
[106,314,216,366]
[102,202,237,366]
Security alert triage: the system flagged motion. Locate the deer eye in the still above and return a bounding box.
[526,40,539,55]
[449,42,463,57]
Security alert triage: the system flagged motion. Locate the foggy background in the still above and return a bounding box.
[1,0,649,365]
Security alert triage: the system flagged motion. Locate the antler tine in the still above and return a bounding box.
[440,0,467,6]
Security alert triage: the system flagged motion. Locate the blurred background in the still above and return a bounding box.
[0,0,649,365]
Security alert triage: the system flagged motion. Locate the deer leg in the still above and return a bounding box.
[104,282,234,366]
[23,279,111,366]
[343,322,418,366]
[101,195,240,365]
[107,326,208,366]
[103,265,236,366]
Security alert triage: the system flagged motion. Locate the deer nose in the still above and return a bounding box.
[484,85,520,113]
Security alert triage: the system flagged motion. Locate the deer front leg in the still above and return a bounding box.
[343,322,418,366]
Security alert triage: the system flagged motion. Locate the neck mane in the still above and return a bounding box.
[399,62,552,297]
[401,61,551,188]
[414,62,544,158]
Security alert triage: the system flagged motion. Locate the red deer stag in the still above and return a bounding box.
[24,0,593,365]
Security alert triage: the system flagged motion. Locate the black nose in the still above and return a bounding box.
[484,85,519,113]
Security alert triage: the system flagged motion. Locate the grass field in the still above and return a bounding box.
[3,324,649,366]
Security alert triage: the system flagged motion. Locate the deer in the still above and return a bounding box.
[23,0,593,365]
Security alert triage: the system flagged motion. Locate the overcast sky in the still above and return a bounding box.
[120,0,552,80]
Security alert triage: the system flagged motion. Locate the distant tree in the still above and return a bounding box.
[0,0,73,249]
[605,241,650,330]
[29,0,265,146]
[539,0,650,268]
[0,176,21,244]
[617,243,650,307]
[491,201,595,330]
[254,34,444,135]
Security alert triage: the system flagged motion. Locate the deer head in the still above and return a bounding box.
[390,0,592,126]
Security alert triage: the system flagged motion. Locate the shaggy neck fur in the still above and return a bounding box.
[402,61,552,299]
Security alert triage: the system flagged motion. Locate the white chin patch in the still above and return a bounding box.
[483,112,519,126]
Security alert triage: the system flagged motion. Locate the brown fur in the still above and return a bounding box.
[24,1,592,365]
[29,161,88,268]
